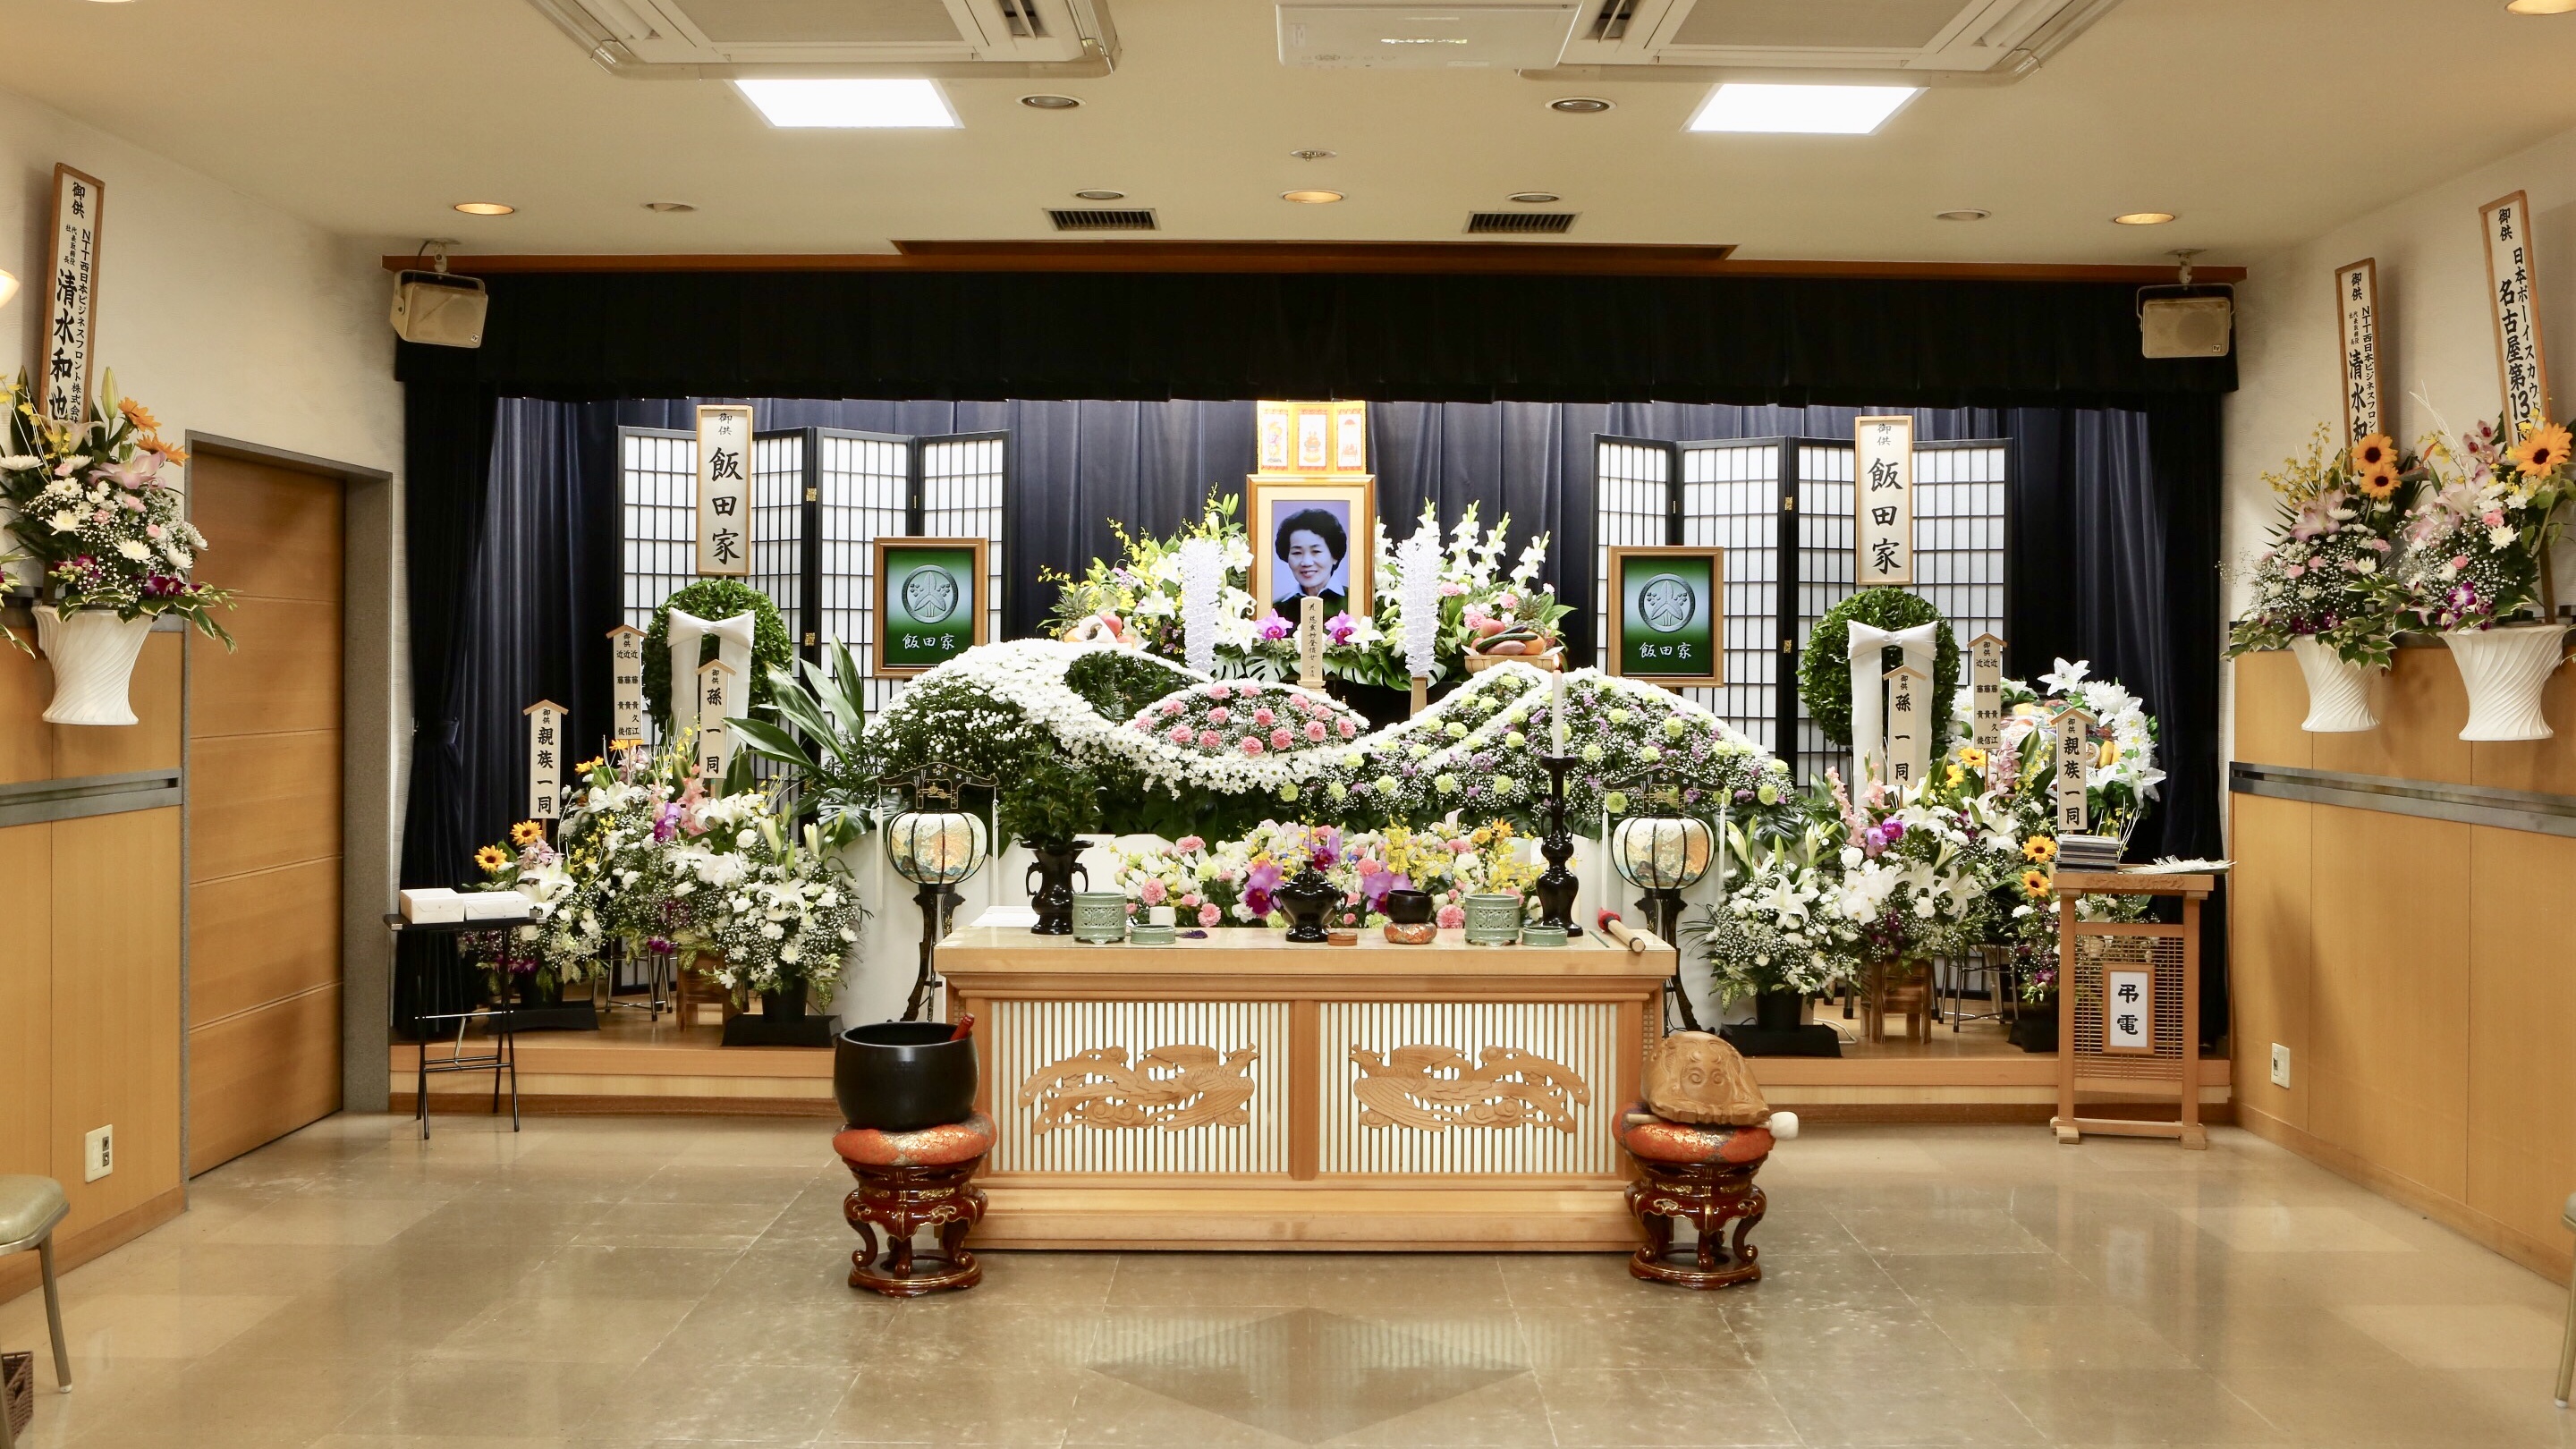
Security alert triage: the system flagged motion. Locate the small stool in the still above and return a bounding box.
[831,1113,996,1298]
[0,1176,72,1449]
[1864,959,1935,1045]
[1614,1103,1773,1289]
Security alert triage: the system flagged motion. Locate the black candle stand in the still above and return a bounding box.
[1532,753,1579,937]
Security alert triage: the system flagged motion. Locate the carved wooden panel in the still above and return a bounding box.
[1021,1045,1261,1133]
[1350,1045,1589,1133]
[986,999,1288,1175]
[1321,1001,1620,1177]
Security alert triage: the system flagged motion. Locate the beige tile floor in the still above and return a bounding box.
[3,1114,2573,1447]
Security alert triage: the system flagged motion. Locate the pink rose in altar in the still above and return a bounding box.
[1355,858,1382,877]
[1199,902,1223,928]
[1436,903,1466,929]
[1270,728,1293,750]
[1208,684,1233,700]
[1168,724,1195,745]
[1241,736,1266,755]
[1439,581,1466,597]
[1161,699,1184,716]
[1253,708,1275,726]
[1208,707,1231,724]
[1197,730,1223,750]
[1180,892,1202,907]
[1303,720,1327,741]
[1140,878,1168,905]
[1239,682,1263,696]
[1175,835,1205,852]
[1496,592,1519,610]
[2484,511,2507,529]
[1448,837,1474,853]
[1336,719,1357,738]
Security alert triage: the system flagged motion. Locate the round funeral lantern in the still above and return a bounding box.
[1610,812,1715,945]
[885,789,991,1021]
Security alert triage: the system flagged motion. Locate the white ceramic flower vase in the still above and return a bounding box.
[2441,623,2569,741]
[32,606,154,726]
[2289,636,2381,733]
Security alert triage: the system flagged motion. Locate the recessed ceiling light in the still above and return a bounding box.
[1072,189,1127,201]
[1549,97,1614,114]
[732,78,959,129]
[1508,191,1563,205]
[1687,83,1919,135]
[452,201,514,216]
[1291,148,1338,161]
[1283,190,1344,204]
[1020,93,1081,109]
[2113,211,2177,225]
[2508,0,2576,13]
[1936,208,1990,222]
[642,200,697,213]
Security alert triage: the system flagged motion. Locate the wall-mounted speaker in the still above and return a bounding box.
[2139,293,2232,359]
[390,268,487,348]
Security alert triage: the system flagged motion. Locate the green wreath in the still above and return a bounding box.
[1800,588,1960,747]
[644,580,794,735]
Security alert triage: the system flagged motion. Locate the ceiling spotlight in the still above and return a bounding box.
[1290,148,1338,161]
[1508,191,1563,205]
[642,200,697,213]
[1020,93,1082,109]
[733,78,960,129]
[1283,190,1345,204]
[1936,208,1990,222]
[1072,189,1127,201]
[1549,97,1614,114]
[2113,211,2176,225]
[453,201,515,216]
[2507,0,2576,13]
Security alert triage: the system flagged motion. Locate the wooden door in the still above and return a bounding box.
[185,453,343,1174]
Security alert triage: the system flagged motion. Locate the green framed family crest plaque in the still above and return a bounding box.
[1606,546,1724,688]
[872,537,988,677]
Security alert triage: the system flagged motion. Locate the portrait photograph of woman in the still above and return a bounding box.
[1248,478,1375,621]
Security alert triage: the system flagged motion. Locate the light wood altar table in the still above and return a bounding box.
[938,926,1674,1250]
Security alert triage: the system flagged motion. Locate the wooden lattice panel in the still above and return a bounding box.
[1318,1001,1620,1178]
[986,998,1290,1176]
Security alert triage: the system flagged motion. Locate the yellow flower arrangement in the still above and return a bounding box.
[2512,421,2573,479]
[2355,462,2401,500]
[509,819,545,847]
[473,844,509,873]
[2349,433,2396,473]
[573,756,604,775]
[1958,745,1987,772]
[2021,835,2057,863]
[117,397,158,433]
[1943,763,1964,786]
[2019,868,2052,899]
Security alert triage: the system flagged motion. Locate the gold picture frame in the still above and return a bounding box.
[1605,546,1725,688]
[1248,475,1376,624]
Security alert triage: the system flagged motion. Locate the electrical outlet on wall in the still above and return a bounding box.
[83,1124,113,1182]
[2269,1044,2292,1089]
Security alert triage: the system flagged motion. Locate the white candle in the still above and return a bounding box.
[1550,671,1567,755]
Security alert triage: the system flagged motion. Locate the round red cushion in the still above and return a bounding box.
[1614,1100,1774,1165]
[834,1111,996,1169]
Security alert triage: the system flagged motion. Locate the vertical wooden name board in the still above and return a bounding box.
[1884,665,1929,791]
[1854,414,1914,588]
[1298,595,1326,689]
[2334,259,2385,445]
[695,658,736,781]
[38,165,105,428]
[2053,707,2094,836]
[525,699,566,823]
[1968,633,2005,747]
[2481,193,2552,428]
[607,624,647,748]
[695,403,753,577]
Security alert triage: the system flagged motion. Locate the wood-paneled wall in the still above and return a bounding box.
[0,632,186,1301]
[2233,647,2576,1280]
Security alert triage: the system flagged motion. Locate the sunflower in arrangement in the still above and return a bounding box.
[2395,409,2576,632]
[2225,423,2416,669]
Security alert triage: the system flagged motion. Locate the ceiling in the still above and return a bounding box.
[3,0,2572,266]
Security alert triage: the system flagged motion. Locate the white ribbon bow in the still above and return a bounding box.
[1846,621,1938,784]
[666,608,756,736]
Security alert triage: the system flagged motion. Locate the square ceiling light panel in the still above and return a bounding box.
[733,77,961,127]
[1685,82,1919,134]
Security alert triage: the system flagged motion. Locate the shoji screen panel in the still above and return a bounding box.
[1677,440,1784,750]
[1911,441,2010,649]
[1593,436,1675,670]
[1792,443,1860,782]
[814,430,915,717]
[619,428,698,639]
[920,432,1008,664]
[748,431,808,648]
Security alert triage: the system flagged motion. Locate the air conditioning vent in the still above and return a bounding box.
[1465,211,1577,234]
[1048,208,1159,232]
[527,0,1115,74]
[998,0,1047,38]
[1586,0,1636,41]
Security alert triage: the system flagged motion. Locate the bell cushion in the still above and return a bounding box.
[0,1174,69,1245]
[835,1112,996,1169]
[1614,1102,1774,1165]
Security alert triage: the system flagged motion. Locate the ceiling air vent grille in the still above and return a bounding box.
[1465,211,1578,235]
[1047,207,1159,232]
[996,0,1047,38]
[1586,0,1637,41]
